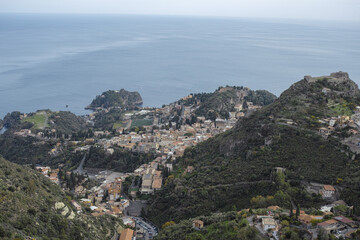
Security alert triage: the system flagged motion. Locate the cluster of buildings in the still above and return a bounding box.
[85,177,129,217]
[249,199,358,239]
[318,114,358,137]
[36,166,60,185]
[306,183,337,200]
[137,164,163,195]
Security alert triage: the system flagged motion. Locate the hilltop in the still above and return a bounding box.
[147,72,360,225]
[0,156,122,239]
[3,110,87,134]
[86,89,143,111]
[179,86,276,119]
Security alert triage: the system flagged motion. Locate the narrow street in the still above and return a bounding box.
[124,200,158,239]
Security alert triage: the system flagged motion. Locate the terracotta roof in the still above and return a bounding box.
[323,185,335,191]
[193,220,204,225]
[334,216,354,224]
[119,228,134,240]
[292,210,305,215]
[267,206,280,211]
[318,219,338,226]
[298,214,312,223]
[152,177,162,189]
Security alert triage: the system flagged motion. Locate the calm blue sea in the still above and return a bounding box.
[0,14,359,118]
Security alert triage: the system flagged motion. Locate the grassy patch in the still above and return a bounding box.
[329,102,353,116]
[112,122,124,129]
[130,119,153,128]
[22,112,46,129]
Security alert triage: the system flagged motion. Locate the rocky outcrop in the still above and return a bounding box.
[305,71,350,83]
[86,89,143,110]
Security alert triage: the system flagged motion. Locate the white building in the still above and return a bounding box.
[262,217,277,231]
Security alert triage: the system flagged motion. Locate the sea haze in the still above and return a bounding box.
[0,14,359,117]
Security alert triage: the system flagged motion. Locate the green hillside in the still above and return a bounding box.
[4,110,87,134]
[156,211,265,240]
[147,72,360,225]
[0,156,121,240]
[182,86,277,119]
[87,89,143,110]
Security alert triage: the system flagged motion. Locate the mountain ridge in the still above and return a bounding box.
[147,72,360,225]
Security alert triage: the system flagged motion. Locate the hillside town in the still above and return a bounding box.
[8,85,360,239]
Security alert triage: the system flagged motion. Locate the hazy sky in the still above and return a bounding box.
[1,0,359,21]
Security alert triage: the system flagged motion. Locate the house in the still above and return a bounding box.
[329,119,337,127]
[89,205,97,211]
[193,220,204,230]
[292,209,305,215]
[262,217,277,231]
[80,198,92,205]
[140,174,154,194]
[334,216,357,228]
[106,148,114,155]
[152,176,162,191]
[119,228,134,240]
[185,166,194,173]
[319,126,335,136]
[321,185,336,198]
[234,103,243,112]
[322,88,331,94]
[267,206,281,211]
[121,217,135,227]
[317,219,340,234]
[108,188,121,201]
[71,200,82,212]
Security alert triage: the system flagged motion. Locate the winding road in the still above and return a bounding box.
[74,153,87,174]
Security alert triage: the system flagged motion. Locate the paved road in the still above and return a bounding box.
[39,111,48,130]
[134,217,158,240]
[204,180,273,189]
[125,119,132,130]
[123,198,158,240]
[74,153,87,174]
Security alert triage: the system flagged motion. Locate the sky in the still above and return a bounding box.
[0,0,359,21]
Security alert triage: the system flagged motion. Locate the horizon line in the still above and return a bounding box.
[0,12,359,23]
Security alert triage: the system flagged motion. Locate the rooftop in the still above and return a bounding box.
[323,185,335,191]
[334,216,354,224]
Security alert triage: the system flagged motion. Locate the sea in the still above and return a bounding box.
[0,14,359,118]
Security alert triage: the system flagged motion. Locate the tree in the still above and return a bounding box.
[290,202,293,217]
[281,220,289,227]
[232,204,237,212]
[162,221,175,229]
[296,204,300,218]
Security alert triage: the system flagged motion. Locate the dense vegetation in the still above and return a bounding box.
[3,110,86,134]
[156,211,264,240]
[85,146,155,172]
[181,86,277,119]
[87,89,143,110]
[148,74,360,225]
[0,156,121,240]
[3,111,22,129]
[244,90,278,106]
[47,111,87,134]
[93,108,124,130]
[0,133,55,165]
